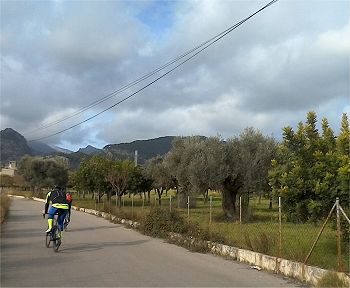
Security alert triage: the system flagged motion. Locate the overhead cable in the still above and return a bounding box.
[29,0,279,141]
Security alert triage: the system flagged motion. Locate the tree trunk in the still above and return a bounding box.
[203,189,209,204]
[117,194,122,208]
[156,188,163,206]
[221,175,243,220]
[177,186,196,208]
[147,191,151,204]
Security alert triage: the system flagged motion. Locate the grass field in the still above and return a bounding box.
[6,188,349,273]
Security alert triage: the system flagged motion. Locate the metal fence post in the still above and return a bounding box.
[304,201,336,265]
[209,195,212,225]
[170,195,172,213]
[132,193,134,218]
[279,196,282,258]
[187,196,190,224]
[336,197,343,271]
[239,196,242,225]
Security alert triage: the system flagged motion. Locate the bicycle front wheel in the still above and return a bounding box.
[63,218,69,231]
[45,231,51,247]
[52,225,61,252]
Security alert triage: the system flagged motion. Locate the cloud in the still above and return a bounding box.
[1,0,349,151]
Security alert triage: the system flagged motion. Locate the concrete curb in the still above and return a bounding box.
[10,195,350,286]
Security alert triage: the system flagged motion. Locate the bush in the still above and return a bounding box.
[1,193,11,224]
[139,207,189,238]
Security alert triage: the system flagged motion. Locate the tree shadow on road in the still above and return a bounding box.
[59,239,149,254]
[67,225,122,232]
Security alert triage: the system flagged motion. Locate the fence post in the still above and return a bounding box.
[279,196,282,258]
[142,193,144,209]
[239,196,242,225]
[304,201,336,265]
[132,193,134,218]
[187,196,190,224]
[338,203,350,273]
[170,195,172,213]
[336,197,343,271]
[209,195,212,225]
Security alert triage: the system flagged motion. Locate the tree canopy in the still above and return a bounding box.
[269,112,349,222]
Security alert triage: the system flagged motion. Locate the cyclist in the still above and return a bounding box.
[43,185,70,234]
[65,191,73,224]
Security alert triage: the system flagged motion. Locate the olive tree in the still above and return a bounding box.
[105,160,134,207]
[144,156,173,205]
[17,155,68,197]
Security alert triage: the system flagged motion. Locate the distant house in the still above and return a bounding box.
[0,161,17,177]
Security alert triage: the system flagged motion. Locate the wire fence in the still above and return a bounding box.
[88,191,350,274]
[6,188,348,273]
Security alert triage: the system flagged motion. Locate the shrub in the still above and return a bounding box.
[139,207,189,238]
[1,193,11,224]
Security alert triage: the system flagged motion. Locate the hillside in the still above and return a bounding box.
[104,136,175,164]
[0,128,32,165]
[78,145,104,155]
[1,128,177,168]
[28,141,57,156]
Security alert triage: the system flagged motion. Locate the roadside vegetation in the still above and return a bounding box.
[2,111,349,273]
[0,191,11,225]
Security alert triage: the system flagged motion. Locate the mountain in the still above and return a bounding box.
[0,128,32,165]
[1,128,178,168]
[78,145,103,155]
[51,145,73,154]
[104,136,175,164]
[28,141,57,156]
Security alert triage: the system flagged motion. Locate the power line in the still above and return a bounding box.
[29,0,279,141]
[25,8,253,136]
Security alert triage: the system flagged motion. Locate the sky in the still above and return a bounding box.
[1,0,349,152]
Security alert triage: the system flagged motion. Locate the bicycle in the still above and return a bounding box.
[63,212,70,231]
[44,213,62,252]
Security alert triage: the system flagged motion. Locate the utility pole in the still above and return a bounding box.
[134,150,138,167]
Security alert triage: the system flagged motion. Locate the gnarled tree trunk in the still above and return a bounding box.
[221,175,243,220]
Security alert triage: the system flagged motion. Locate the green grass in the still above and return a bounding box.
[7,188,349,273]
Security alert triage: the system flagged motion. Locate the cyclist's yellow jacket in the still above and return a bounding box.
[44,189,69,213]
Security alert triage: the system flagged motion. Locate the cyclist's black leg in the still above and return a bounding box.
[57,209,68,231]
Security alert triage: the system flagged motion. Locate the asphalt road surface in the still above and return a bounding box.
[1,197,303,287]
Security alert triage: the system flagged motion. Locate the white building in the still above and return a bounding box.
[0,161,17,177]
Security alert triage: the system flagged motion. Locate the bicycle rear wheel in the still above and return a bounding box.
[52,225,61,252]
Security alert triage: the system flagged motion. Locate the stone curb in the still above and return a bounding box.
[9,195,350,286]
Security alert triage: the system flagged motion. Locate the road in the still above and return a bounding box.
[1,197,303,287]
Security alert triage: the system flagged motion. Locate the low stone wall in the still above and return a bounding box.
[11,195,350,286]
[169,232,350,287]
